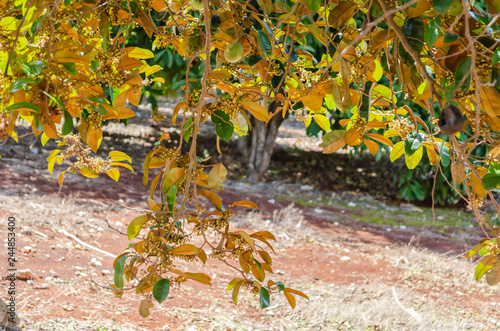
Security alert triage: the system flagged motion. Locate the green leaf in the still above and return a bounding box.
[248,55,263,66]
[91,60,99,71]
[5,102,40,113]
[425,17,441,47]
[307,0,321,12]
[436,142,450,166]
[404,132,424,156]
[28,60,44,76]
[475,256,498,281]
[183,116,193,143]
[433,0,452,15]
[493,46,500,65]
[211,110,234,142]
[114,255,128,289]
[260,287,271,309]
[62,62,78,75]
[153,278,170,304]
[455,57,471,91]
[257,31,272,55]
[62,110,74,135]
[8,77,36,93]
[399,17,424,65]
[482,164,500,190]
[443,32,459,43]
[224,41,244,63]
[275,281,285,292]
[167,185,177,211]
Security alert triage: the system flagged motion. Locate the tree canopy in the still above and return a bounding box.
[2,0,500,315]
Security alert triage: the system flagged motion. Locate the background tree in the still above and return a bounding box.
[2,0,500,316]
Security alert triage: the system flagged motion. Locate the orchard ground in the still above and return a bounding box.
[1,101,499,330]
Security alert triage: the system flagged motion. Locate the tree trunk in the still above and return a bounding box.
[246,103,284,182]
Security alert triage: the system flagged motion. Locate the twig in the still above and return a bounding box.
[60,228,115,258]
[392,286,423,322]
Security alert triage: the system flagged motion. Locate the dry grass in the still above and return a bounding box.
[3,194,500,330]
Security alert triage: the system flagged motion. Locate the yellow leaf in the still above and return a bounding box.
[126,47,155,59]
[237,230,256,252]
[162,167,185,193]
[232,279,243,305]
[313,114,331,131]
[300,91,324,111]
[139,299,153,317]
[405,147,423,169]
[284,291,296,309]
[198,189,222,210]
[110,162,134,172]
[364,139,379,156]
[171,244,200,255]
[152,0,166,11]
[149,156,166,168]
[479,86,500,118]
[184,272,212,285]
[390,141,405,162]
[344,129,362,146]
[231,200,259,209]
[251,231,276,240]
[284,288,309,300]
[109,151,132,163]
[239,100,269,122]
[106,168,120,181]
[365,133,394,147]
[127,214,150,240]
[257,250,272,265]
[41,132,49,146]
[58,171,66,187]
[87,127,103,153]
[423,143,439,165]
[152,77,165,83]
[251,264,265,282]
[148,198,160,211]
[322,134,346,154]
[208,163,227,191]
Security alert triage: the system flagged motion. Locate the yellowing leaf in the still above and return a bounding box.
[58,171,66,187]
[109,151,132,163]
[252,264,265,282]
[284,290,296,309]
[106,168,120,181]
[237,230,256,252]
[198,189,223,210]
[239,100,269,122]
[171,244,200,255]
[486,262,500,286]
[344,129,362,146]
[390,141,405,162]
[232,279,243,305]
[110,162,134,172]
[405,146,423,169]
[162,167,185,193]
[231,200,259,209]
[208,163,227,191]
[313,114,331,132]
[184,272,212,285]
[126,47,154,59]
[127,215,150,240]
[475,255,498,281]
[479,86,500,119]
[365,133,394,147]
[364,139,379,156]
